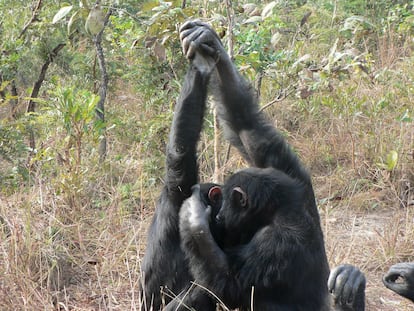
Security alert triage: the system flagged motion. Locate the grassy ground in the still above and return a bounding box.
[0,52,413,311]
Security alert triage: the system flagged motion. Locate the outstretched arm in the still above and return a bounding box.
[383,262,414,302]
[164,62,211,207]
[179,20,311,185]
[140,56,212,311]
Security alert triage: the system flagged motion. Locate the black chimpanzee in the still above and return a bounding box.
[140,19,366,311]
[166,19,332,311]
[139,38,223,310]
[383,262,414,302]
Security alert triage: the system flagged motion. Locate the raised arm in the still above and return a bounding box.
[140,57,212,310]
[180,20,311,185]
[164,64,211,206]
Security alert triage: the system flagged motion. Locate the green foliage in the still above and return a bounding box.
[377,150,399,171]
[42,86,101,168]
[234,14,286,73]
[0,120,30,189]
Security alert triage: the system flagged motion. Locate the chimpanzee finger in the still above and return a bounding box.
[179,19,210,33]
[328,265,347,294]
[180,27,205,57]
[340,267,364,305]
[199,43,216,57]
[186,41,198,60]
[179,19,200,33]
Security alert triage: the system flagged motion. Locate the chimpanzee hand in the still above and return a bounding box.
[179,184,211,235]
[328,264,366,311]
[383,262,414,302]
[179,20,225,75]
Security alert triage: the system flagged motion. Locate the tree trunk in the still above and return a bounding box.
[93,9,112,162]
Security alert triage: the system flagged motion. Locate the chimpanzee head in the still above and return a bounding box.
[216,167,306,246]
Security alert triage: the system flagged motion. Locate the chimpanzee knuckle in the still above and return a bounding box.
[181,37,189,53]
[195,20,209,28]
[179,30,188,42]
[179,20,196,33]
[186,42,197,60]
[328,266,343,291]
[336,272,347,287]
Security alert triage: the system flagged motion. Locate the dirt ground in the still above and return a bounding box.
[322,205,414,310]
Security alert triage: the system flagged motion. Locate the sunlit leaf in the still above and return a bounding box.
[262,1,277,19]
[270,32,282,48]
[243,3,257,16]
[85,6,105,36]
[242,16,262,25]
[53,5,73,24]
[67,10,81,35]
[398,110,412,122]
[385,150,398,171]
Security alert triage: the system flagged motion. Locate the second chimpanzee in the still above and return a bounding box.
[167,20,330,310]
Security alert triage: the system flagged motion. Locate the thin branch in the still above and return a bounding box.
[259,86,297,112]
[225,0,234,60]
[19,0,42,39]
[221,0,235,167]
[27,42,66,154]
[27,43,66,114]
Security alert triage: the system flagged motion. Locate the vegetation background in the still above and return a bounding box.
[0,0,413,310]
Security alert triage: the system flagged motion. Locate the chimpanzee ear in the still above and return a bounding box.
[231,187,248,208]
[208,186,222,204]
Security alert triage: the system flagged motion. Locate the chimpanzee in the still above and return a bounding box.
[140,19,366,311]
[138,41,223,310]
[383,262,414,302]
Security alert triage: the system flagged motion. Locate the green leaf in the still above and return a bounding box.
[53,5,73,24]
[242,16,262,25]
[385,150,398,171]
[262,1,277,19]
[68,10,81,35]
[85,6,105,36]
